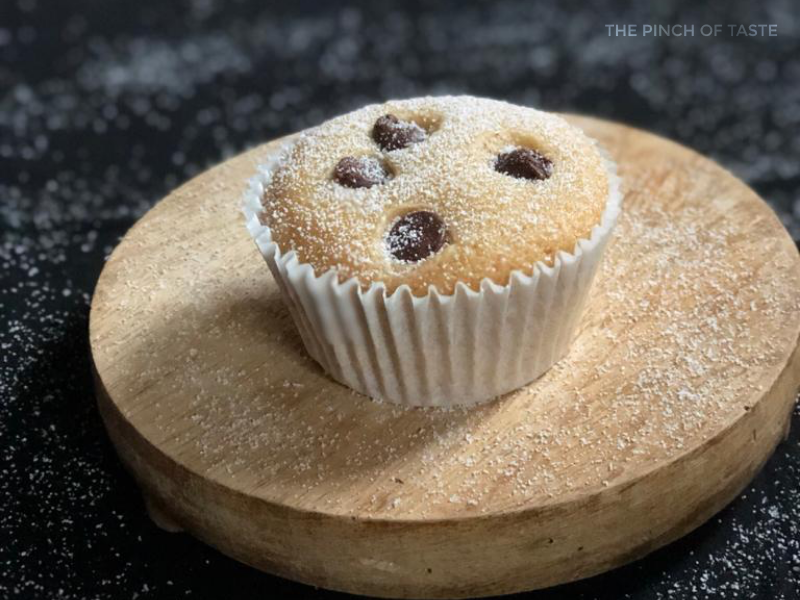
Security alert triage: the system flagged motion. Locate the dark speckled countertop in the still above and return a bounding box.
[1,1,799,598]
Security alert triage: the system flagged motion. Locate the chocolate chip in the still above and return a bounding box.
[495,148,553,180]
[333,156,388,188]
[387,210,447,263]
[372,114,426,151]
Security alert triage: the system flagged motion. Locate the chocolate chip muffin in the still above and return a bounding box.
[244,96,621,407]
[260,96,609,295]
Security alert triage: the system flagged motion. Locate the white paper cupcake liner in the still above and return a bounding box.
[243,138,622,408]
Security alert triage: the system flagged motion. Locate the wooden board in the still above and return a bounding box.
[90,116,800,599]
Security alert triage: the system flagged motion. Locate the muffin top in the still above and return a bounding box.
[260,96,609,295]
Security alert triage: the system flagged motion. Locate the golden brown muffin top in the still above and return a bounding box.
[261,96,609,295]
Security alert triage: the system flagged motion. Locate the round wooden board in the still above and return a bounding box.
[90,116,800,599]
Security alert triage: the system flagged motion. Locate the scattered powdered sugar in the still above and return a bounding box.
[77,35,251,98]
[3,0,800,597]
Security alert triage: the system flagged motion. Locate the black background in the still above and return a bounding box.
[2,1,800,598]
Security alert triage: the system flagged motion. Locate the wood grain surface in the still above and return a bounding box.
[90,116,800,598]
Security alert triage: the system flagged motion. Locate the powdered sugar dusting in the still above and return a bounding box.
[260,96,610,294]
[4,1,800,597]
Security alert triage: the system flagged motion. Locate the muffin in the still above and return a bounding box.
[243,96,621,407]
